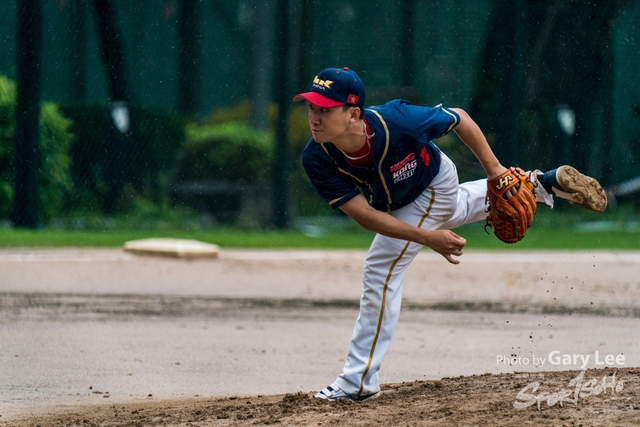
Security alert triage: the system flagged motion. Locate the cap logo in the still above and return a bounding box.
[347,95,359,105]
[312,76,333,89]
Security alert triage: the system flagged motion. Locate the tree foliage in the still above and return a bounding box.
[0,75,74,220]
[471,0,629,183]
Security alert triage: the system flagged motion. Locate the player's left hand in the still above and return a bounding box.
[485,166,537,243]
[487,164,518,198]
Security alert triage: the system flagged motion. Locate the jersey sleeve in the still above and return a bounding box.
[400,102,460,142]
[302,144,361,209]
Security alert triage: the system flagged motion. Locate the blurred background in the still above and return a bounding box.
[0,0,639,233]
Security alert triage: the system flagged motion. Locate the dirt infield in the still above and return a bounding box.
[5,368,639,426]
[1,248,639,425]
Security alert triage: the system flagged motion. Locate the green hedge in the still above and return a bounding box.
[0,75,74,220]
[179,121,274,182]
[195,102,334,218]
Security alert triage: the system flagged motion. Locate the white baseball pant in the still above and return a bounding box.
[331,152,552,397]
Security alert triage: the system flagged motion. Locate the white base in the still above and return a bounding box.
[123,238,220,259]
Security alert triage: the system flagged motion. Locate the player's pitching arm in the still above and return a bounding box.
[450,109,506,181]
[340,195,466,264]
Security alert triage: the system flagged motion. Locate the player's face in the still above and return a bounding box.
[307,103,352,143]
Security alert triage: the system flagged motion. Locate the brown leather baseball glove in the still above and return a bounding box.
[485,167,537,243]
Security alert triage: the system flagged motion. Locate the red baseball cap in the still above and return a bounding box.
[293,67,365,109]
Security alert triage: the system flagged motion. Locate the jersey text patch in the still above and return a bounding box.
[391,153,418,184]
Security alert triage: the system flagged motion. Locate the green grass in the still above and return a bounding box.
[0,206,639,250]
[456,206,640,250]
[1,225,637,250]
[0,227,377,249]
[458,223,640,250]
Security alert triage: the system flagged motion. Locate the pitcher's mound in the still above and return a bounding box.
[123,238,220,259]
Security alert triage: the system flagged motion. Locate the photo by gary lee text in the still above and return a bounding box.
[497,351,625,370]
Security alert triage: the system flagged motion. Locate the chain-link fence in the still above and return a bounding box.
[1,0,639,228]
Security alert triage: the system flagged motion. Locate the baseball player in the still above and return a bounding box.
[293,67,607,401]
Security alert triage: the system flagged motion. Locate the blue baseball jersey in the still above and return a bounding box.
[302,99,460,212]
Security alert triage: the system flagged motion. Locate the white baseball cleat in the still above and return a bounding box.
[314,384,381,402]
[554,166,608,213]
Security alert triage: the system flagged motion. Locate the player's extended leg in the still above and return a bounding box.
[438,161,607,231]
[538,166,607,212]
[437,179,487,230]
[315,154,461,401]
